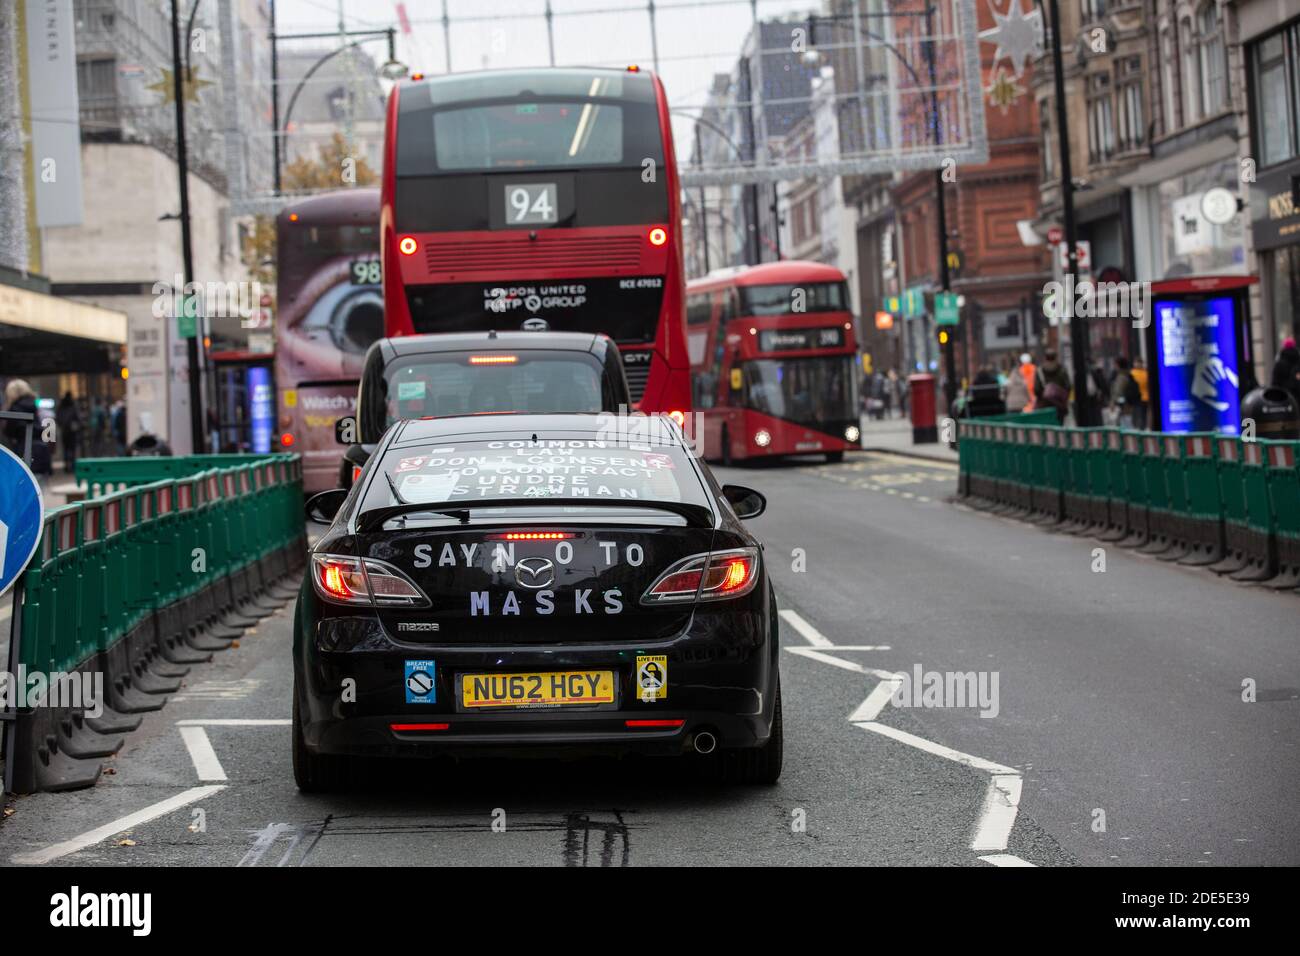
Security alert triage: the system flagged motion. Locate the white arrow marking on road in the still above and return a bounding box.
[779,609,833,647]
[180,726,228,781]
[784,645,899,680]
[971,774,1024,853]
[853,721,1019,775]
[848,676,904,722]
[781,605,1035,866]
[10,785,226,865]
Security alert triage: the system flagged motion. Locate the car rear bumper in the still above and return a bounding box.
[294,590,778,759]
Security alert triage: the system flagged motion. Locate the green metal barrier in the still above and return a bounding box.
[954,419,1298,592]
[1263,440,1300,588]
[7,455,306,794]
[74,453,282,497]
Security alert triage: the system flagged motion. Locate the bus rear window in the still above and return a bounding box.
[434,103,625,170]
[740,282,848,316]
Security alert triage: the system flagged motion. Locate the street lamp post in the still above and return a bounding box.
[270,27,404,194]
[1042,0,1094,425]
[169,0,205,453]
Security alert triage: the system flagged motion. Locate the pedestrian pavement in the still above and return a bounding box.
[856,414,958,464]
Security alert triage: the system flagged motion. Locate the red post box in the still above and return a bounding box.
[909,374,938,444]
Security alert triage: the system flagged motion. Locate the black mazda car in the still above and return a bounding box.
[294,413,782,789]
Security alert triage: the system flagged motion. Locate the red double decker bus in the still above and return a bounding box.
[687,261,860,464]
[380,67,690,419]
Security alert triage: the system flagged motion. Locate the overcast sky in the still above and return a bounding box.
[274,0,819,157]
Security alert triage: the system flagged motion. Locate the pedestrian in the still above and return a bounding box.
[1004,359,1030,413]
[1271,337,1300,406]
[56,391,81,473]
[3,379,53,489]
[89,397,107,456]
[110,400,127,455]
[1129,357,1150,430]
[1017,352,1037,411]
[1111,356,1142,429]
[1034,349,1072,424]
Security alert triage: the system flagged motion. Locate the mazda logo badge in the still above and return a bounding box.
[513,557,555,589]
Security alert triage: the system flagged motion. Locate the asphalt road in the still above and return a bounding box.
[3,451,1297,867]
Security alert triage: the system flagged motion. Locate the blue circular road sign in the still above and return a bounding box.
[0,443,44,597]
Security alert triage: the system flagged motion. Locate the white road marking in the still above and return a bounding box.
[180,726,228,782]
[853,721,1018,775]
[848,676,904,722]
[819,645,892,651]
[972,774,1024,853]
[175,719,291,726]
[784,646,899,679]
[779,609,833,647]
[979,853,1035,867]
[10,785,225,865]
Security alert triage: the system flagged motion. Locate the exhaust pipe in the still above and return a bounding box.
[693,731,717,754]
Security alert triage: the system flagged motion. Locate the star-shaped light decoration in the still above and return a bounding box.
[978,0,1043,78]
[146,67,213,105]
[986,65,1026,114]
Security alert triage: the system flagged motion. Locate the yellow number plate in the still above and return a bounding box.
[460,671,616,709]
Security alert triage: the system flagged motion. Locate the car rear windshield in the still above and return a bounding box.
[381,351,608,426]
[361,438,709,515]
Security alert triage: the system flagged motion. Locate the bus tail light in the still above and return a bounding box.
[648,227,667,246]
[641,548,760,605]
[398,236,418,256]
[310,554,430,607]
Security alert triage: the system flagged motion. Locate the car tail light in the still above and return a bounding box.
[625,719,684,728]
[640,547,760,605]
[310,554,430,607]
[351,465,362,484]
[468,354,518,365]
[667,409,686,428]
[280,432,295,447]
[398,236,418,255]
[488,532,574,540]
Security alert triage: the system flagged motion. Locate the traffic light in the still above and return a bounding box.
[937,327,951,346]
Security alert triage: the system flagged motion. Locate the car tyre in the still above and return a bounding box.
[293,689,344,792]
